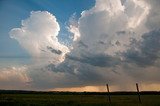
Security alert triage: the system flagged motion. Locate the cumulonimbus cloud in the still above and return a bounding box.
[6,0,160,91]
[69,0,149,59]
[10,11,69,64]
[46,0,160,90]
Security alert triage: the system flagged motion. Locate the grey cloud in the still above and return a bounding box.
[115,41,121,46]
[46,62,75,74]
[47,46,62,55]
[81,54,121,67]
[67,53,121,67]
[41,49,47,52]
[145,0,160,30]
[121,0,126,5]
[42,58,107,88]
[78,41,88,48]
[98,41,106,45]
[74,65,106,85]
[116,31,126,35]
[124,29,160,67]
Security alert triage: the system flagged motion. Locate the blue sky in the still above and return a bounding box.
[0,0,95,57]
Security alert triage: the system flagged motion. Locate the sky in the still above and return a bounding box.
[0,0,160,92]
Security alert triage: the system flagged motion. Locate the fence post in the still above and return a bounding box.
[136,83,141,103]
[106,84,111,104]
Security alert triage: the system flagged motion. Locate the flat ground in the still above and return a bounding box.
[0,91,160,106]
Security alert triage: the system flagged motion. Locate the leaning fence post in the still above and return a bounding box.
[136,83,141,103]
[106,84,111,104]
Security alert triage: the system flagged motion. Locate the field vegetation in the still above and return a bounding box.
[0,90,160,106]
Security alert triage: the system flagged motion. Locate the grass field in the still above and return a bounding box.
[0,91,160,106]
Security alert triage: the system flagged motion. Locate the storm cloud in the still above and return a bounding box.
[6,0,160,91]
[124,29,160,67]
[67,54,120,67]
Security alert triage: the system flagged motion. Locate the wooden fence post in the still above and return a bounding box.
[136,83,141,103]
[106,84,111,104]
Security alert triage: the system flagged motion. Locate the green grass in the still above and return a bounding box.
[0,93,160,106]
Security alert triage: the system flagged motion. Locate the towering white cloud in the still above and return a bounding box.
[10,11,69,64]
[70,0,149,57]
[50,0,160,90]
